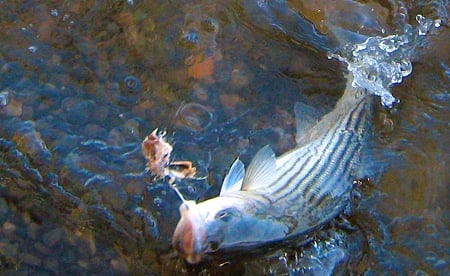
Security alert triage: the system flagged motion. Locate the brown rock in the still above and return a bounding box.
[2,221,16,236]
[19,253,42,267]
[44,257,60,273]
[110,258,129,273]
[0,241,19,257]
[42,228,65,248]
[220,93,243,110]
[34,242,52,256]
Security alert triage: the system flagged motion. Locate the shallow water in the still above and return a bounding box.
[0,0,448,274]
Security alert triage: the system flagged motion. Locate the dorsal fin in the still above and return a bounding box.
[294,102,322,145]
[220,158,245,196]
[241,145,276,190]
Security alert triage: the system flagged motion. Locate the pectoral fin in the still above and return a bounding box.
[241,145,276,190]
[220,158,245,196]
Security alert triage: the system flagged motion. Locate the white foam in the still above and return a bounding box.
[331,14,443,107]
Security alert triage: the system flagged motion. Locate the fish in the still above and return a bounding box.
[172,75,375,264]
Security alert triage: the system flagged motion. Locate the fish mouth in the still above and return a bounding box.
[172,201,207,264]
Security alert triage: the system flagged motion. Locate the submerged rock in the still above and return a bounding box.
[61,98,98,126]
[2,221,17,236]
[11,120,52,166]
[42,228,65,248]
[0,89,23,117]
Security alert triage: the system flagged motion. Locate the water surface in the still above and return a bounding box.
[0,0,448,274]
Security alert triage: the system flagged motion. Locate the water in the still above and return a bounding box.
[0,0,448,274]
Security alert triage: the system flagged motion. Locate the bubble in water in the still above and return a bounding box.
[153,197,164,209]
[353,43,367,53]
[417,27,427,36]
[50,9,58,17]
[181,29,199,46]
[416,14,426,24]
[391,69,403,84]
[333,26,421,107]
[368,73,377,83]
[0,90,9,107]
[434,19,442,28]
[400,59,412,77]
[416,14,434,36]
[257,0,268,8]
[28,46,37,53]
[122,75,142,94]
[379,39,396,53]
[174,102,214,132]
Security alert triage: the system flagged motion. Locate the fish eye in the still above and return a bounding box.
[215,210,231,222]
[208,241,220,252]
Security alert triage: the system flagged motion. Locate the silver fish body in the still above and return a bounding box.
[173,77,374,263]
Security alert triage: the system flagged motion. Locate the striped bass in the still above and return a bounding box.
[172,76,374,263]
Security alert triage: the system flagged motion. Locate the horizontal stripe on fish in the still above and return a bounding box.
[269,132,340,197]
[171,77,376,264]
[302,99,369,198]
[269,120,348,200]
[269,95,371,206]
[291,98,369,201]
[268,101,355,196]
[307,100,372,200]
[283,99,371,214]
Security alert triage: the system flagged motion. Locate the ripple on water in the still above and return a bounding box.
[121,75,142,94]
[106,80,139,107]
[0,0,447,274]
[174,102,214,132]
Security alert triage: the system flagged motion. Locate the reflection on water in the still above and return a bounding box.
[0,0,448,274]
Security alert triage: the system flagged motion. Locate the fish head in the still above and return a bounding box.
[172,200,209,263]
[173,195,288,263]
[172,196,250,263]
[173,145,288,264]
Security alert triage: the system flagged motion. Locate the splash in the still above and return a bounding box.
[331,15,444,107]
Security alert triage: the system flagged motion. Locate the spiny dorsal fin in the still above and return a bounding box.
[241,145,276,190]
[294,102,321,145]
[220,158,245,196]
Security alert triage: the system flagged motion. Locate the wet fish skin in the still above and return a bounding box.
[172,76,374,264]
